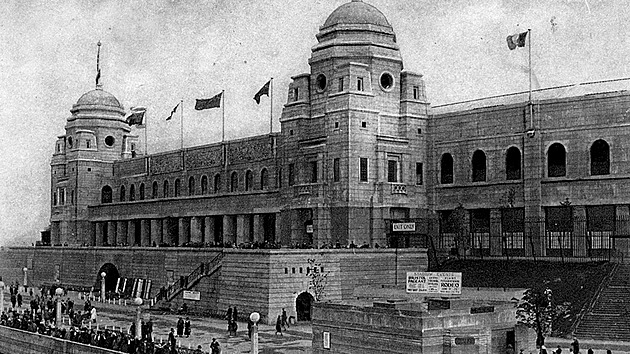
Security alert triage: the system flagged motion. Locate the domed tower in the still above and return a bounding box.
[280,0,430,247]
[50,67,138,246]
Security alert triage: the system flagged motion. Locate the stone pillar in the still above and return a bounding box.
[128,220,135,246]
[141,219,151,247]
[178,217,190,246]
[190,217,203,244]
[163,219,171,245]
[223,215,235,245]
[489,209,502,256]
[95,222,104,247]
[107,221,117,246]
[253,214,264,243]
[204,217,216,244]
[236,214,248,245]
[573,206,587,257]
[616,205,630,262]
[151,219,162,246]
[276,211,289,246]
[117,222,127,247]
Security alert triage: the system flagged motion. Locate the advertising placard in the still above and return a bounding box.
[406,272,462,295]
[183,290,201,301]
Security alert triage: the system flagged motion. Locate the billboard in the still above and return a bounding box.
[406,272,462,295]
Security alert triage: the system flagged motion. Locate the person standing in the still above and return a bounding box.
[10,293,16,309]
[571,337,580,354]
[282,308,289,329]
[17,293,22,308]
[225,306,232,321]
[176,317,184,337]
[184,317,191,338]
[232,307,238,322]
[210,338,221,354]
[90,306,97,323]
[168,328,177,354]
[275,315,283,336]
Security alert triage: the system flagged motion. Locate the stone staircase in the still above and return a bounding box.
[575,264,630,341]
[151,252,223,307]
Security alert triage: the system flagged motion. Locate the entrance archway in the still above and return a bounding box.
[96,263,120,293]
[296,292,315,321]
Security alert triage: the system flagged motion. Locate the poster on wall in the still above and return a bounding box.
[183,290,201,301]
[406,272,462,295]
[323,331,330,349]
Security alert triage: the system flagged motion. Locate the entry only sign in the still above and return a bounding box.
[406,272,462,295]
[392,222,416,232]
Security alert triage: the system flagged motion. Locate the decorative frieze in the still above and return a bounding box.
[150,152,183,175]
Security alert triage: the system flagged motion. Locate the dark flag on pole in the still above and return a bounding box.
[96,69,101,87]
[254,80,271,104]
[166,102,180,120]
[195,92,222,110]
[506,31,528,50]
[126,108,145,126]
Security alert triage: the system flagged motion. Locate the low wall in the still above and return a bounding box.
[0,325,120,354]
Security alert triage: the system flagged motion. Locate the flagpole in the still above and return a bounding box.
[144,110,148,155]
[270,77,273,135]
[180,99,184,150]
[528,28,533,129]
[222,90,225,143]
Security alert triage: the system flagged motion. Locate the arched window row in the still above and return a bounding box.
[107,167,274,203]
[438,140,611,185]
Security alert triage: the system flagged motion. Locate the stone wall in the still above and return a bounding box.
[0,325,119,354]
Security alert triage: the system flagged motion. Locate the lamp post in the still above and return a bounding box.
[0,277,5,313]
[55,287,63,326]
[249,312,260,354]
[100,272,106,302]
[134,297,143,340]
[22,267,28,292]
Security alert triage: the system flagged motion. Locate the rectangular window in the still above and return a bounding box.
[333,158,340,182]
[413,86,420,100]
[58,188,65,205]
[293,87,299,101]
[288,163,295,186]
[338,77,344,92]
[86,140,91,149]
[415,163,423,185]
[357,77,364,91]
[387,158,399,183]
[359,158,368,182]
[309,160,318,183]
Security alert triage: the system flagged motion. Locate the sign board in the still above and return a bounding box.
[183,290,201,301]
[392,222,416,232]
[454,337,476,346]
[306,225,314,234]
[406,272,462,295]
[323,331,330,349]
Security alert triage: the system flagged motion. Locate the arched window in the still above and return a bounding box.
[129,184,135,201]
[163,180,170,198]
[152,181,158,198]
[440,153,453,184]
[260,168,269,190]
[591,139,610,176]
[174,179,181,197]
[139,183,145,200]
[213,174,221,193]
[188,176,195,196]
[548,143,566,177]
[245,170,253,191]
[101,186,113,203]
[230,172,238,192]
[201,176,208,194]
[506,147,521,180]
[120,185,126,202]
[472,150,487,182]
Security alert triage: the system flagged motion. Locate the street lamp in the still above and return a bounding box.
[134,297,143,340]
[250,312,260,354]
[55,287,63,326]
[22,267,28,292]
[100,272,106,302]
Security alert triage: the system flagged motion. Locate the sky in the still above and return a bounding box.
[0,0,628,246]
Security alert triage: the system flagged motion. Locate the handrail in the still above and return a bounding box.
[570,262,618,336]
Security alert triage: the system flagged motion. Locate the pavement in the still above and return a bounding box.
[2,289,313,354]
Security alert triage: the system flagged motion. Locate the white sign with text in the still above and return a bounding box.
[406,272,462,294]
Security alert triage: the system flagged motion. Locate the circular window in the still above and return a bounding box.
[380,72,394,91]
[316,74,327,91]
[67,137,73,148]
[105,136,115,147]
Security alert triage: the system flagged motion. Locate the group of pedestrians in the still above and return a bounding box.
[176,316,191,337]
[225,306,238,336]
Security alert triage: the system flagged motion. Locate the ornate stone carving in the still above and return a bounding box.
[228,138,273,164]
[114,158,147,177]
[150,152,183,175]
[184,146,223,170]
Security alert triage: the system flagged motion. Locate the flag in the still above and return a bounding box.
[126,107,146,126]
[96,69,101,86]
[506,31,528,50]
[166,102,179,121]
[254,80,271,104]
[195,92,222,110]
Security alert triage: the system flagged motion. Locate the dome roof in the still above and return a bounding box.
[75,89,123,109]
[323,0,391,29]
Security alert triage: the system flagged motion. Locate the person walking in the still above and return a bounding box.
[176,317,184,337]
[282,308,289,329]
[225,306,232,321]
[10,294,16,309]
[90,306,97,323]
[275,315,283,336]
[184,317,191,338]
[210,338,221,354]
[232,306,238,322]
[17,293,22,308]
[168,328,177,354]
[571,337,580,354]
